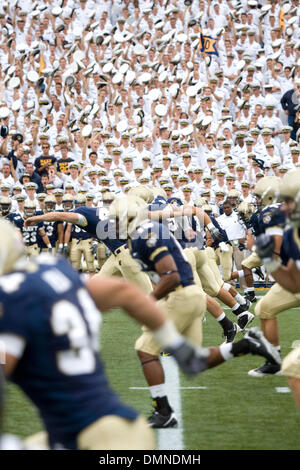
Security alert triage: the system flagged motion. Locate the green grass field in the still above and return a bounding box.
[3,289,300,450]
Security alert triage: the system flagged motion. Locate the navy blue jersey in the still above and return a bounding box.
[12,214,44,246]
[71,207,126,253]
[280,228,300,266]
[37,220,62,248]
[247,212,260,236]
[0,256,137,449]
[71,223,93,240]
[258,204,286,236]
[130,220,194,287]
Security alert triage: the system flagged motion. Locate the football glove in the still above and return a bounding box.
[238,242,246,251]
[91,242,98,256]
[165,340,209,375]
[210,226,223,241]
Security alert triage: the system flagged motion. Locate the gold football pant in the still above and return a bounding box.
[205,245,233,282]
[184,247,201,286]
[97,241,108,270]
[135,284,206,355]
[232,244,247,290]
[195,248,223,297]
[282,346,300,379]
[97,246,152,294]
[23,415,155,450]
[242,251,262,270]
[255,282,300,319]
[70,238,95,273]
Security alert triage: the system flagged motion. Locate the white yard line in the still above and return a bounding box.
[157,357,184,451]
[130,386,207,390]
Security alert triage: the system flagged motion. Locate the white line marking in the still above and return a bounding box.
[129,386,207,390]
[275,387,291,394]
[157,357,184,451]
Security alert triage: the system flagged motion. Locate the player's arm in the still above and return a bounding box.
[38,227,52,250]
[24,211,85,227]
[148,207,175,220]
[264,259,300,294]
[151,254,180,300]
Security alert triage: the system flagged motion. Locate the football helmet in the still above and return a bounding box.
[44,195,56,213]
[74,194,86,207]
[278,168,300,228]
[227,189,241,205]
[128,185,154,203]
[62,194,74,211]
[0,219,25,275]
[0,196,12,217]
[237,201,256,223]
[202,204,213,214]
[152,187,167,200]
[194,197,207,207]
[23,200,36,218]
[102,191,115,203]
[253,176,280,210]
[109,195,148,237]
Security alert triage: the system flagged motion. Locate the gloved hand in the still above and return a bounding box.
[210,226,223,242]
[91,242,98,256]
[238,242,246,251]
[255,233,274,260]
[164,340,209,375]
[255,234,281,273]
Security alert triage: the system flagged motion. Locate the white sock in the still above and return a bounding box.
[235,293,246,305]
[238,270,245,278]
[149,384,167,398]
[217,312,226,322]
[245,287,254,293]
[223,282,231,292]
[232,303,240,311]
[220,343,234,361]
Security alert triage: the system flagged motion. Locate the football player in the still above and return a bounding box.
[0,219,221,450]
[235,177,285,303]
[38,195,64,253]
[64,195,96,275]
[13,200,52,258]
[254,169,300,405]
[24,201,153,294]
[109,195,281,428]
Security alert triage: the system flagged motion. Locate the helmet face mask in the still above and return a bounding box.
[0,203,11,216]
[253,176,279,210]
[24,202,36,218]
[44,202,56,213]
[237,201,255,223]
[110,195,148,238]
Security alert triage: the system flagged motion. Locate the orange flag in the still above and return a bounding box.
[39,53,46,76]
[279,8,285,32]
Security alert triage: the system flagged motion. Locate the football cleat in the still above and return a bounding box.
[248,361,282,377]
[148,410,178,428]
[237,312,254,330]
[223,323,239,343]
[245,291,257,303]
[254,266,265,281]
[244,328,282,366]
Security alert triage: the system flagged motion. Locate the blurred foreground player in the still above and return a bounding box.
[0,219,218,450]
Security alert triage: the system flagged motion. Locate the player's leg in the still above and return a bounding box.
[184,247,201,286]
[282,346,300,411]
[232,244,248,291]
[196,249,252,335]
[118,247,153,294]
[135,285,206,428]
[77,415,155,450]
[239,252,263,303]
[96,253,122,278]
[82,239,96,276]
[216,245,233,282]
[249,283,300,377]
[69,239,82,271]
[97,242,108,270]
